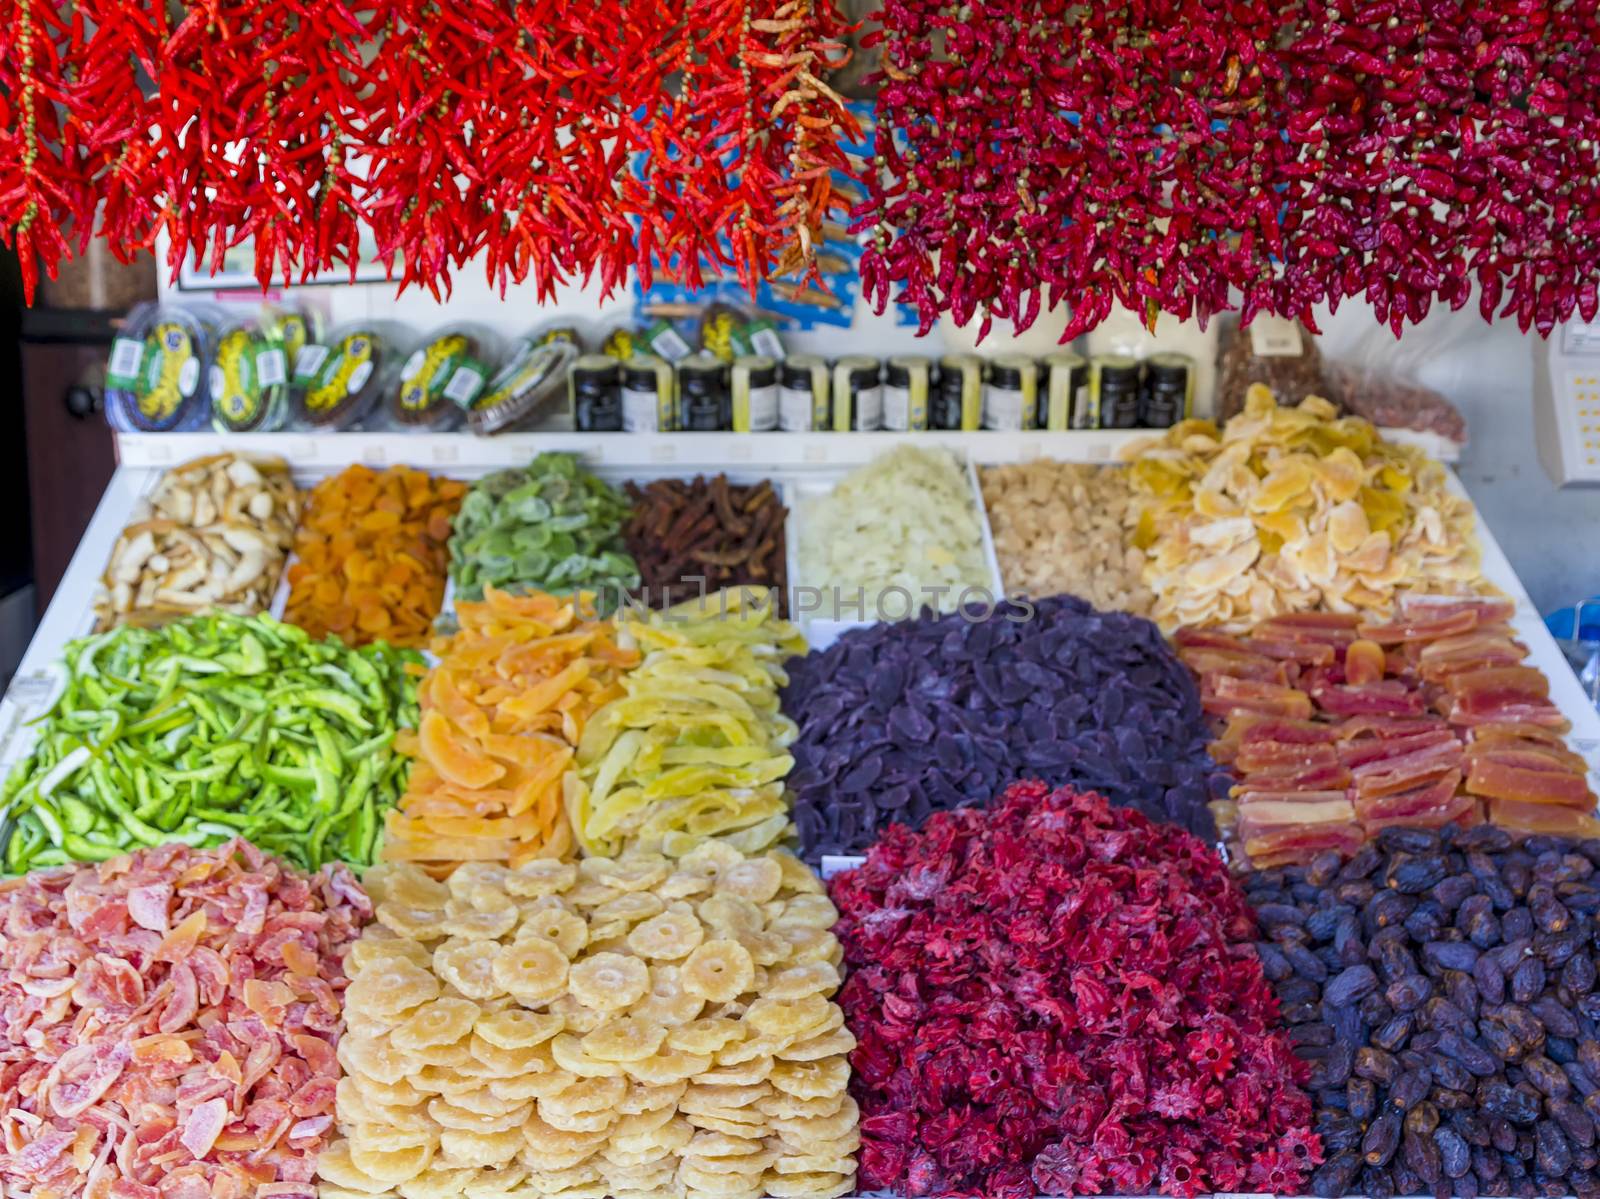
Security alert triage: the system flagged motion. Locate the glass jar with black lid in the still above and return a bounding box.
[677,354,730,431]
[571,354,622,432]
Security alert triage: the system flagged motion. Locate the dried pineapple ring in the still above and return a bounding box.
[517,906,589,957]
[610,1103,677,1139]
[610,1113,695,1157]
[435,1083,531,1118]
[346,1074,427,1111]
[408,1038,475,1069]
[580,1017,668,1062]
[386,863,453,908]
[764,962,839,1001]
[585,918,631,944]
[489,1068,577,1103]
[521,1117,611,1164]
[563,881,623,908]
[547,993,607,1034]
[696,894,763,938]
[697,1055,774,1087]
[734,930,787,968]
[690,1153,780,1179]
[581,855,670,893]
[507,859,578,898]
[377,902,453,942]
[594,892,665,925]
[773,927,840,967]
[666,1017,745,1055]
[316,1140,397,1194]
[615,1080,687,1114]
[627,969,706,1028]
[680,1082,770,1112]
[626,909,704,960]
[599,1143,675,1170]
[470,1034,560,1075]
[548,1032,627,1078]
[475,1008,564,1051]
[526,1164,600,1189]
[758,1092,845,1120]
[780,1025,856,1062]
[433,938,506,1002]
[567,952,649,1010]
[678,1161,764,1196]
[349,1141,436,1184]
[770,894,837,930]
[622,1050,711,1086]
[680,840,745,874]
[316,1186,393,1199]
[492,938,569,1003]
[438,1127,524,1166]
[444,904,519,940]
[685,1131,766,1159]
[770,1056,849,1099]
[538,1105,617,1135]
[713,857,782,903]
[681,940,754,1003]
[393,997,483,1052]
[397,1167,479,1199]
[460,1167,529,1199]
[348,935,434,978]
[769,1154,855,1175]
[771,852,824,896]
[448,862,511,898]
[347,958,441,1017]
[338,1032,414,1086]
[659,871,713,901]
[772,1095,858,1142]
[763,1170,855,1199]
[429,1097,532,1133]
[745,995,832,1040]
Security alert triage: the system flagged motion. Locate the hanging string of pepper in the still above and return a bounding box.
[856,0,1600,339]
[0,0,860,303]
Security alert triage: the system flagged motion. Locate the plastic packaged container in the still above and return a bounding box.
[209,312,291,432]
[467,335,576,435]
[290,322,402,430]
[105,302,215,432]
[378,324,496,431]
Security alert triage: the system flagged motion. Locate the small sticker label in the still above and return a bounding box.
[884,384,912,431]
[648,324,693,362]
[444,365,486,407]
[400,348,427,382]
[293,344,330,382]
[107,338,145,388]
[1248,314,1303,357]
[256,348,287,388]
[747,384,779,432]
[750,327,785,359]
[347,359,374,394]
[177,357,200,398]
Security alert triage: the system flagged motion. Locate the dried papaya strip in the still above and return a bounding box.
[283,464,464,648]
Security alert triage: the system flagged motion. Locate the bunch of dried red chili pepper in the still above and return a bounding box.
[0,0,859,303]
[855,0,1600,340]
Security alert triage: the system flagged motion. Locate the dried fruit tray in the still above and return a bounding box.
[0,430,1581,817]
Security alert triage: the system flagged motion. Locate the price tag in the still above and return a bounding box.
[1248,314,1302,357]
[293,344,330,383]
[107,338,145,388]
[256,348,288,388]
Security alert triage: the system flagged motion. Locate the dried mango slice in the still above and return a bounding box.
[285,464,463,647]
[568,589,804,858]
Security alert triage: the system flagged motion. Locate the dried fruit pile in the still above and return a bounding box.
[285,464,463,648]
[832,781,1320,1198]
[1129,387,1483,631]
[798,447,990,617]
[569,590,805,859]
[326,846,858,1199]
[981,462,1152,616]
[1,613,419,872]
[96,452,299,629]
[1189,600,1598,869]
[0,839,367,1197]
[1244,826,1600,1199]
[451,453,639,608]
[384,588,636,872]
[781,596,1229,857]
[624,476,790,614]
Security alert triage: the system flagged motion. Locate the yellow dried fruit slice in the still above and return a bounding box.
[567,952,649,1010]
[773,927,840,967]
[628,965,705,1027]
[714,1032,786,1066]
[623,1050,711,1086]
[681,940,754,1003]
[780,1025,856,1062]
[563,881,623,908]
[758,1092,845,1120]
[697,1055,774,1086]
[679,1081,770,1112]
[507,859,578,898]
[397,1167,479,1199]
[609,1103,677,1139]
[770,894,837,931]
[548,1032,627,1078]
[713,857,782,903]
[392,997,482,1052]
[432,938,505,1002]
[407,1039,475,1069]
[772,1095,857,1142]
[615,1080,688,1114]
[470,1034,560,1075]
[763,962,839,1002]
[428,1097,531,1133]
[626,909,705,960]
[762,1169,855,1199]
[745,995,832,1040]
[516,906,589,957]
[593,891,665,925]
[444,904,518,941]
[537,1104,618,1135]
[581,1017,668,1062]
[377,902,453,942]
[338,1032,414,1086]
[610,1114,696,1157]
[581,854,671,893]
[658,871,712,901]
[438,1127,524,1167]
[474,1008,564,1051]
[685,1131,766,1160]
[348,935,434,979]
[770,1057,849,1099]
[349,1141,435,1185]
[678,1161,764,1196]
[734,930,787,968]
[696,894,763,938]
[492,938,569,1003]
[770,851,822,897]
[347,958,441,1017]
[489,1069,578,1103]
[316,1140,397,1194]
[666,1017,745,1055]
[547,993,607,1034]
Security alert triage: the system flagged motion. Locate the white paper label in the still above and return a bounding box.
[294,344,330,381]
[623,386,662,432]
[850,385,883,430]
[746,384,778,431]
[779,386,814,432]
[108,338,144,381]
[178,358,200,397]
[751,328,785,359]
[347,360,374,394]
[443,365,485,405]
[883,384,912,431]
[650,326,692,362]
[983,384,1027,430]
[400,348,426,381]
[256,348,287,387]
[1248,314,1303,357]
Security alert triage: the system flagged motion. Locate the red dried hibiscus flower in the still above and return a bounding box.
[831,780,1320,1198]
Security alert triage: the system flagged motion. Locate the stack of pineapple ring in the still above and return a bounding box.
[321,842,858,1199]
